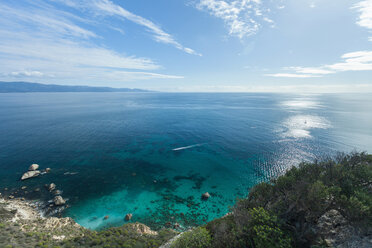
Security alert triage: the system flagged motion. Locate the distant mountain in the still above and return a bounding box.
[0,82,151,93]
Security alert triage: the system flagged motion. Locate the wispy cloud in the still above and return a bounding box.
[286,67,334,75]
[0,0,185,84]
[267,2,372,78]
[353,0,372,29]
[265,73,321,78]
[5,71,45,78]
[54,0,200,56]
[195,0,274,39]
[0,1,96,39]
[267,51,372,78]
[95,0,201,56]
[164,84,372,93]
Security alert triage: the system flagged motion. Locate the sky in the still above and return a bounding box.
[0,0,371,92]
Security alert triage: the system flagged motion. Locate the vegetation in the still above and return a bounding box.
[0,218,175,248]
[62,225,175,248]
[206,152,372,248]
[0,152,371,247]
[171,227,212,248]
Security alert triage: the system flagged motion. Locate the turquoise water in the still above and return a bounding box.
[0,93,371,230]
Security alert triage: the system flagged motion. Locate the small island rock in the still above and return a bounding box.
[21,170,41,180]
[48,183,56,191]
[202,192,210,200]
[29,164,39,171]
[54,196,66,206]
[125,213,133,221]
[45,168,51,173]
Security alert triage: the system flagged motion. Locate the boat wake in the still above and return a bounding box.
[172,143,205,151]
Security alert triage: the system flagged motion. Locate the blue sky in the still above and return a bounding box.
[0,0,371,92]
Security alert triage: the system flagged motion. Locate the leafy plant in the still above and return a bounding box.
[171,227,211,248]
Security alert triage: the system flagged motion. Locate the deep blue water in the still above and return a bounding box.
[0,93,371,230]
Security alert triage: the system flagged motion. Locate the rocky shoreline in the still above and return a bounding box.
[0,197,84,241]
[0,196,177,247]
[0,163,179,247]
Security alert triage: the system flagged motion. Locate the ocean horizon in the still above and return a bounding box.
[1,92,371,230]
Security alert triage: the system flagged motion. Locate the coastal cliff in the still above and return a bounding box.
[1,152,371,247]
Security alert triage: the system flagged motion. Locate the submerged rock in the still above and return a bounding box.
[53,196,66,206]
[54,190,63,195]
[104,215,109,220]
[202,192,210,200]
[28,164,39,171]
[125,213,133,221]
[21,170,41,180]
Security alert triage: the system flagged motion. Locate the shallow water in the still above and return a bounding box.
[0,93,371,230]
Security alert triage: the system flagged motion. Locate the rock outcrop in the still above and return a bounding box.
[28,164,39,171]
[129,223,158,236]
[315,209,372,248]
[53,196,66,206]
[48,183,56,192]
[125,213,133,221]
[202,192,210,200]
[21,170,41,180]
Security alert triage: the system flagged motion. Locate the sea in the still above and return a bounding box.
[0,92,371,230]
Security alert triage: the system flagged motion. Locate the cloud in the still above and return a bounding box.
[6,71,45,77]
[0,0,185,84]
[285,67,334,75]
[106,71,184,81]
[265,73,321,78]
[195,0,273,39]
[267,51,372,77]
[353,0,372,29]
[267,0,372,79]
[162,84,372,93]
[0,1,96,39]
[327,51,372,71]
[58,0,200,56]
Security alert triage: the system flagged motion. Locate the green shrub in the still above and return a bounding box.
[207,152,372,248]
[171,227,211,248]
[245,207,291,248]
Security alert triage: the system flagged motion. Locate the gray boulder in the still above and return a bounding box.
[202,192,210,200]
[48,183,56,191]
[54,196,66,206]
[21,170,41,180]
[28,164,39,171]
[315,209,372,248]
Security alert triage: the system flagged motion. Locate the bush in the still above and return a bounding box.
[207,152,372,248]
[171,227,211,248]
[245,207,291,248]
